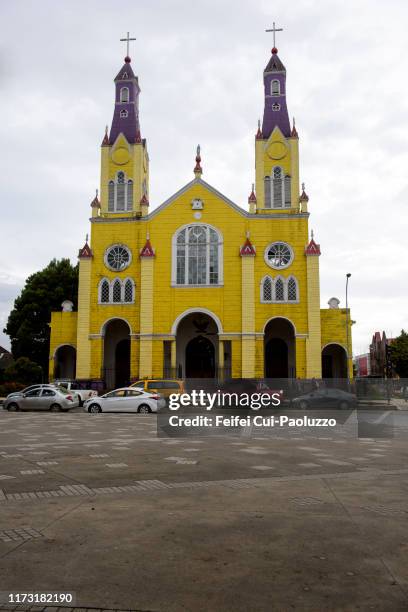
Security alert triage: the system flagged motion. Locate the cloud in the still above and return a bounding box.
[0,0,407,355]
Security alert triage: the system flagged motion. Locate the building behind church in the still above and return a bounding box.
[49,42,352,388]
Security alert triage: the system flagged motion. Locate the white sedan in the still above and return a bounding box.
[83,387,165,414]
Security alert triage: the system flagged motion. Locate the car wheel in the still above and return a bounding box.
[339,400,349,410]
[50,403,61,412]
[138,404,151,414]
[88,403,102,414]
[7,402,19,412]
[299,400,308,410]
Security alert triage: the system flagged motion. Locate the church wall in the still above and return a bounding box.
[320,309,353,378]
[49,312,77,380]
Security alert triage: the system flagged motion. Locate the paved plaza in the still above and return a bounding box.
[1,408,408,611]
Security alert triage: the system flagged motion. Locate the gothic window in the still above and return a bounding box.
[120,109,128,118]
[120,87,129,103]
[173,225,222,286]
[265,242,293,270]
[124,279,134,303]
[105,244,132,271]
[264,176,271,208]
[271,79,280,96]
[100,279,110,303]
[262,276,273,302]
[284,175,291,207]
[272,166,283,207]
[288,277,298,302]
[275,277,285,301]
[108,172,133,212]
[112,279,122,303]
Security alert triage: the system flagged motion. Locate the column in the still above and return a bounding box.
[139,238,155,378]
[240,237,256,378]
[76,243,93,379]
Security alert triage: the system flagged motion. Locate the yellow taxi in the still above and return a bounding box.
[130,379,185,398]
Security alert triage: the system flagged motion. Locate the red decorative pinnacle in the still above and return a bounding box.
[299,185,309,202]
[135,129,142,143]
[78,243,93,259]
[256,126,262,139]
[90,194,100,208]
[140,238,155,258]
[102,129,109,146]
[272,47,278,54]
[194,145,202,175]
[291,124,298,138]
[124,56,131,63]
[248,187,257,203]
[240,237,256,257]
[305,238,321,256]
[140,193,149,206]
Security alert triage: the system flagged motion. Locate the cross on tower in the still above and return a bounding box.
[265,22,283,49]
[120,31,136,57]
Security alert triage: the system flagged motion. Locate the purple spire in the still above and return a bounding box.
[261,48,291,139]
[108,57,141,145]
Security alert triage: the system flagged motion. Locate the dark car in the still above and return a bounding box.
[292,388,357,410]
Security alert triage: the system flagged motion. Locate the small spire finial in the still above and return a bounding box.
[120,31,136,62]
[85,233,89,243]
[311,229,314,240]
[246,230,250,239]
[302,182,305,191]
[96,189,98,197]
[146,230,150,240]
[194,144,202,176]
[266,21,283,54]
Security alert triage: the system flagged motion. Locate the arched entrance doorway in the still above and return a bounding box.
[322,344,348,379]
[185,336,215,378]
[174,311,220,378]
[54,345,76,380]
[264,318,296,378]
[103,319,130,389]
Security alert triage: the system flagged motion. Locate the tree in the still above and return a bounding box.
[389,330,408,379]
[4,259,78,378]
[4,357,43,385]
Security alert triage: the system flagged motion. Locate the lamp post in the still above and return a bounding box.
[345,273,351,383]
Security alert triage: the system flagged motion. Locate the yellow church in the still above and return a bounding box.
[49,39,352,389]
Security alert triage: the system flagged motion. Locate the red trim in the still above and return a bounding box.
[78,243,93,258]
[140,238,155,258]
[305,239,321,256]
[240,237,256,256]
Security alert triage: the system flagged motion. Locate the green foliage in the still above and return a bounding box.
[0,381,26,396]
[390,330,408,379]
[3,259,78,378]
[4,357,43,385]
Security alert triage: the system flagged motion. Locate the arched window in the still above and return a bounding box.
[124,279,134,303]
[173,225,222,286]
[264,176,271,208]
[120,87,129,103]
[100,279,110,303]
[262,276,273,302]
[275,277,285,301]
[107,172,133,212]
[272,166,283,208]
[112,280,122,302]
[284,175,291,207]
[120,109,128,118]
[287,277,298,302]
[271,79,280,96]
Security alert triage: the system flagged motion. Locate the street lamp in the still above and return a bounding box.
[345,273,351,383]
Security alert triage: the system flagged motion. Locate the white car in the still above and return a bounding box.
[53,380,98,405]
[83,387,165,414]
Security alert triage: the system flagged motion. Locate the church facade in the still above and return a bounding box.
[49,44,352,387]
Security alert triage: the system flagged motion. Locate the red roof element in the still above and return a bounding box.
[305,238,321,256]
[140,238,155,258]
[272,47,278,55]
[135,129,142,143]
[78,242,93,259]
[140,193,149,206]
[90,194,100,208]
[124,56,131,63]
[194,145,202,175]
[299,187,309,202]
[256,125,263,139]
[291,124,298,138]
[248,187,257,203]
[102,128,109,146]
[240,237,256,257]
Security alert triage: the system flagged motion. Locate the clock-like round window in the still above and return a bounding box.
[265,242,293,269]
[104,244,131,271]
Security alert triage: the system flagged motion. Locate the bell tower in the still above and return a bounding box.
[254,25,300,213]
[99,33,149,217]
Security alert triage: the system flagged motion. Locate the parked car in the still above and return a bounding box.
[4,387,80,411]
[6,384,59,399]
[131,379,185,398]
[83,387,166,413]
[53,380,98,405]
[291,388,357,410]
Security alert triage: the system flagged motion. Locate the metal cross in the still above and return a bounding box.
[266,22,283,48]
[120,32,136,57]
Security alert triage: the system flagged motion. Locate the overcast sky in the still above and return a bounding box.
[0,0,407,356]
